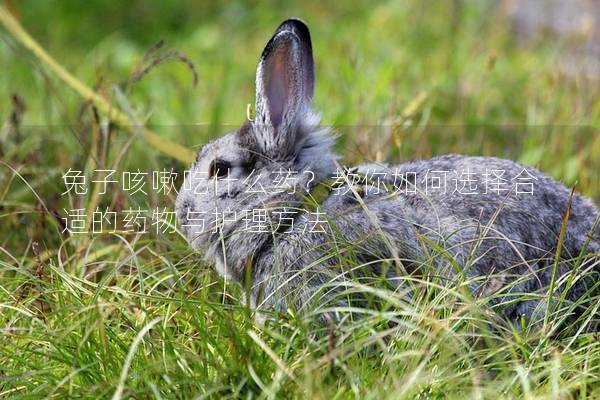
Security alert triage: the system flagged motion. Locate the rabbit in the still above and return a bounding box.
[176,18,600,330]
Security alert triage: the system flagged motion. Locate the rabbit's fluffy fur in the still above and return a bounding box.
[176,18,600,328]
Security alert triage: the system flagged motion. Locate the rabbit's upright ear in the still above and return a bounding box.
[253,18,315,159]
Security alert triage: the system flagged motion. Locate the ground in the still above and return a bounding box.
[1,1,600,398]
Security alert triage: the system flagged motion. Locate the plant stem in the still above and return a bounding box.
[0,5,195,164]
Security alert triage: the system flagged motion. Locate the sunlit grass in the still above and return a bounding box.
[1,0,600,398]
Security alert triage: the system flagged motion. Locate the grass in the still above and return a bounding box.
[1,0,600,398]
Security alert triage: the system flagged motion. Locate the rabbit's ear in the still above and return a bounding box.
[253,18,315,159]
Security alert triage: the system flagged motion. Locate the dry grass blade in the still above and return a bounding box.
[131,45,199,88]
[544,185,576,330]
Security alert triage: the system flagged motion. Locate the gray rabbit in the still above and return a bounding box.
[176,19,600,330]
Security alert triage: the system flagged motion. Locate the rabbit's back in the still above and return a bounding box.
[382,154,599,254]
[317,155,600,324]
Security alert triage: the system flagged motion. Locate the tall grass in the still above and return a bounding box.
[1,1,600,398]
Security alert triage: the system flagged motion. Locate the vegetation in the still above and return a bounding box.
[1,1,599,398]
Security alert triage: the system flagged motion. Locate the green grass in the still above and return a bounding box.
[1,1,600,398]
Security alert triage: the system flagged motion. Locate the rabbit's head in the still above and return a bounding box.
[176,19,337,253]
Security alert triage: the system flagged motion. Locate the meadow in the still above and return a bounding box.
[1,1,600,398]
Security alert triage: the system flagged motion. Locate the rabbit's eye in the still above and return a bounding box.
[208,160,230,179]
